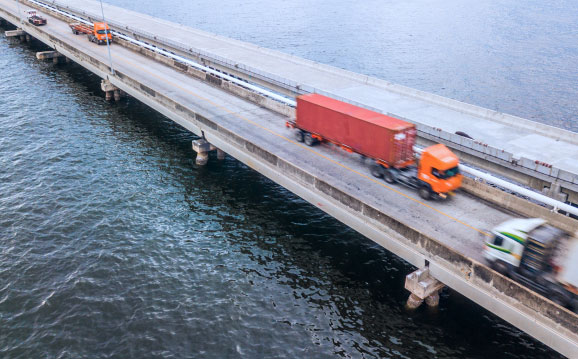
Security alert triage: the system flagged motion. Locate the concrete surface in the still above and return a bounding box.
[33,0,578,202]
[1,1,576,356]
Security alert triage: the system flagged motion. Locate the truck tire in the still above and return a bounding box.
[304,133,316,147]
[548,287,571,307]
[370,164,383,178]
[383,169,396,184]
[491,260,510,276]
[294,130,304,143]
[570,297,578,314]
[418,186,432,200]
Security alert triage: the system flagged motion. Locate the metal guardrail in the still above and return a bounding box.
[29,0,578,205]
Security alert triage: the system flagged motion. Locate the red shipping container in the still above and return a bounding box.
[296,94,416,166]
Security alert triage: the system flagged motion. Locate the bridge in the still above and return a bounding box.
[1,0,577,357]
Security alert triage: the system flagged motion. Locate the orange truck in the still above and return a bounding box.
[288,94,462,200]
[69,22,112,45]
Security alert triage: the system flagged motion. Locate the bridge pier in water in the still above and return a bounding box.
[404,267,444,309]
[100,79,123,101]
[5,28,24,41]
[192,139,225,165]
[36,50,65,64]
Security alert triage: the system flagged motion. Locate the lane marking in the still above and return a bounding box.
[0,0,489,238]
[20,10,488,240]
[110,52,490,237]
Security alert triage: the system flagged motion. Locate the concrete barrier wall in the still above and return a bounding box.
[461,177,577,234]
[24,0,578,203]
[42,0,578,147]
[40,1,578,145]
[2,5,576,356]
[111,35,296,119]
[103,59,578,340]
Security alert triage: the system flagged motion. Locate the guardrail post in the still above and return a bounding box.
[542,182,568,203]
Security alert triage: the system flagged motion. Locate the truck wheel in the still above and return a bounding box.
[549,287,571,307]
[294,130,304,143]
[370,164,383,178]
[383,169,396,184]
[570,297,578,314]
[418,186,432,200]
[304,133,316,147]
[492,260,510,276]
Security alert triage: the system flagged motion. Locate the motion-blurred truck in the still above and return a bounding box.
[484,218,578,312]
[287,94,462,200]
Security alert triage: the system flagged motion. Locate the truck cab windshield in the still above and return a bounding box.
[96,30,110,34]
[432,166,459,179]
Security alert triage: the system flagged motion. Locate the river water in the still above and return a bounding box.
[1,0,576,358]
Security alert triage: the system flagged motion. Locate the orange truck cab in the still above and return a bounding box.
[91,22,112,45]
[381,143,462,200]
[417,144,462,199]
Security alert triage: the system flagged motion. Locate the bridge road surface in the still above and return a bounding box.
[34,0,578,199]
[6,0,577,354]
[0,0,513,260]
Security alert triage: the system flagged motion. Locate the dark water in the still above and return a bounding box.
[1,0,575,358]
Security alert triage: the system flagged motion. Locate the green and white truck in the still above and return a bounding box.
[484,218,578,312]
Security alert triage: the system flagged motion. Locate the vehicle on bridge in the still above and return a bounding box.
[69,22,112,45]
[25,10,46,26]
[485,218,578,312]
[288,94,462,200]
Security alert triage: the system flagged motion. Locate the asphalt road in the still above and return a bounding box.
[0,0,516,264]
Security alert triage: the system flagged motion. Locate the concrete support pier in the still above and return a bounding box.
[36,51,65,64]
[5,29,24,37]
[216,148,226,161]
[404,267,445,309]
[100,79,122,101]
[192,139,217,165]
[5,29,24,39]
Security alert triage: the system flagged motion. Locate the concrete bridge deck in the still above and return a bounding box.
[1,0,576,357]
[31,0,578,204]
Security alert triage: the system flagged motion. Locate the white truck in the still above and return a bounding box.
[25,10,46,26]
[484,218,578,312]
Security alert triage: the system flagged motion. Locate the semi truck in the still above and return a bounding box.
[484,218,578,312]
[69,22,112,45]
[287,94,462,200]
[25,10,46,26]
